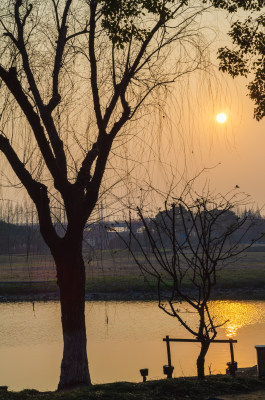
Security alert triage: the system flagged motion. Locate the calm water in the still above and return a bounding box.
[0,300,265,391]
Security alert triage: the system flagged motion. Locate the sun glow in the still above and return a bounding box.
[216,113,227,124]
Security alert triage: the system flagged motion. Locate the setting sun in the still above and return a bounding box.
[216,113,227,123]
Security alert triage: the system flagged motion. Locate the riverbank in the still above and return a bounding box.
[1,248,265,302]
[0,376,265,400]
[0,280,265,302]
[0,250,265,302]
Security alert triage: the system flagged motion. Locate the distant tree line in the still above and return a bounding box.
[105,206,265,251]
[0,220,48,254]
[0,204,264,256]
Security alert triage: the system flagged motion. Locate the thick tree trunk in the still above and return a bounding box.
[196,341,210,380]
[54,240,91,390]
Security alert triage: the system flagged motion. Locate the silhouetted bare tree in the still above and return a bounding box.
[0,0,236,389]
[120,190,264,379]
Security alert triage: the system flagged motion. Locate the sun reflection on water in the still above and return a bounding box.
[209,301,265,339]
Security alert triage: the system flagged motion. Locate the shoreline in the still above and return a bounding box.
[0,284,265,302]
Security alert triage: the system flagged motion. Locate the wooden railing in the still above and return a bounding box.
[162,336,237,378]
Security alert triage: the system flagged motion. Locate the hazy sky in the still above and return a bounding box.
[192,11,265,210]
[1,5,265,218]
[94,7,265,218]
[198,83,265,209]
[199,83,263,206]
[144,8,265,212]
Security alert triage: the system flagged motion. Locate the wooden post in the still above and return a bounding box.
[229,339,235,364]
[166,335,172,367]
[164,335,174,378]
[162,337,237,378]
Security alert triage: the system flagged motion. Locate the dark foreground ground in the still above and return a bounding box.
[1,376,265,400]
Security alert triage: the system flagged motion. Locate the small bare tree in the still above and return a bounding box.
[119,191,264,379]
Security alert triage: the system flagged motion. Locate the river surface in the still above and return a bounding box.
[0,300,265,391]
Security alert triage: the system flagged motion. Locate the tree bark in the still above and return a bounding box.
[54,239,91,390]
[196,341,210,380]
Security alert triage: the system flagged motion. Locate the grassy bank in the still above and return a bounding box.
[1,250,265,301]
[1,376,265,400]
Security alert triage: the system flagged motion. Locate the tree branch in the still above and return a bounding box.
[13,0,68,179]
[89,0,103,132]
[0,132,58,246]
[0,65,68,193]
[47,0,72,113]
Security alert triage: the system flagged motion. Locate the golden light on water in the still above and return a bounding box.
[210,301,265,339]
[225,324,238,339]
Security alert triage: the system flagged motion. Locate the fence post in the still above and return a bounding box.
[229,339,235,364]
[163,336,174,378]
[166,336,172,367]
[255,345,265,378]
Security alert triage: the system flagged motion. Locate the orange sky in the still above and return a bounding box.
[1,6,265,219]
[136,9,265,213]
